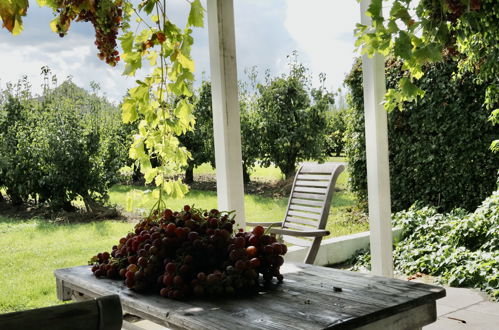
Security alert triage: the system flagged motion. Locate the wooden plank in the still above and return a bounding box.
[299,163,340,174]
[53,264,445,330]
[353,302,436,330]
[293,186,327,194]
[289,204,321,213]
[295,180,329,188]
[56,278,72,301]
[287,210,322,220]
[0,295,122,330]
[290,198,324,207]
[284,222,315,231]
[291,192,326,201]
[285,216,318,227]
[296,174,331,181]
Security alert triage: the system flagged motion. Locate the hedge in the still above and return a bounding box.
[344,57,499,212]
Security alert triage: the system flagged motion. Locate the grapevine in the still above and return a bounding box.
[89,205,287,299]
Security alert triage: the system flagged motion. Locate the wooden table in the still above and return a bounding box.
[55,263,445,330]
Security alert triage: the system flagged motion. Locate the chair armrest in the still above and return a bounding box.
[245,221,283,227]
[268,228,330,237]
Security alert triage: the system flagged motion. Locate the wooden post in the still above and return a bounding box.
[360,0,394,277]
[207,0,246,227]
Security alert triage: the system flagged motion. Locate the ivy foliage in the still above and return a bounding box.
[353,189,499,301]
[345,57,499,212]
[255,56,334,178]
[356,0,499,149]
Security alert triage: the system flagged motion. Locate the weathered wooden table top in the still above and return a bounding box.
[55,263,445,330]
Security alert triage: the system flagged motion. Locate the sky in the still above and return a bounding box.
[0,0,360,103]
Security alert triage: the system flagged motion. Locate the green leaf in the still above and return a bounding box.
[394,31,412,60]
[122,102,138,123]
[187,0,204,28]
[119,32,134,53]
[177,52,194,72]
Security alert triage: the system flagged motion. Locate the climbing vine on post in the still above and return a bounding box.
[1,0,205,208]
[355,0,498,150]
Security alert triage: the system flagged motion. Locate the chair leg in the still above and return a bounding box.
[304,237,322,264]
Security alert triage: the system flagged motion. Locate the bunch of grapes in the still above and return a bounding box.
[90,205,287,299]
[52,0,123,66]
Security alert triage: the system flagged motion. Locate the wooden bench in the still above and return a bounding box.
[0,294,122,330]
[55,263,445,329]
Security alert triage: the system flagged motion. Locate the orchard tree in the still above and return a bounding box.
[356,0,498,150]
[1,0,206,210]
[255,57,334,178]
[179,81,215,183]
[325,108,347,157]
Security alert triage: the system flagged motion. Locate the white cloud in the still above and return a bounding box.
[284,0,359,90]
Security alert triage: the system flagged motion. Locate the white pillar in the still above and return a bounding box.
[207,0,246,227]
[360,0,393,277]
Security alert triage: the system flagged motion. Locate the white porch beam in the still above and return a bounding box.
[207,0,246,227]
[360,0,394,277]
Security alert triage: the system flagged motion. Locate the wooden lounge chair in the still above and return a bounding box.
[0,294,122,330]
[248,162,344,264]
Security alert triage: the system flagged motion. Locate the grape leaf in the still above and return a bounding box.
[0,0,29,35]
[187,0,204,28]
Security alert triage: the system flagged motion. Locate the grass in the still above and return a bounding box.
[0,216,131,313]
[0,157,367,313]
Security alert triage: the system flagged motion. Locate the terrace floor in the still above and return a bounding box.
[424,286,499,330]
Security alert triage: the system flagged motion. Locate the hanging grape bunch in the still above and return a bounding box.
[89,206,287,299]
[51,0,123,66]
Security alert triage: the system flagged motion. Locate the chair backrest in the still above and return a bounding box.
[281,162,344,247]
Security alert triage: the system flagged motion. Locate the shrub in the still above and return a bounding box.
[353,189,499,300]
[344,57,499,212]
[0,79,129,210]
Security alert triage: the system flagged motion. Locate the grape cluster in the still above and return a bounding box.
[52,0,123,66]
[90,205,287,299]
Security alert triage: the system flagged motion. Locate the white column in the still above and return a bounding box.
[207,0,246,227]
[360,0,393,277]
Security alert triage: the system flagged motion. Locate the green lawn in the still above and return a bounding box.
[0,216,131,313]
[0,157,367,313]
[194,157,346,182]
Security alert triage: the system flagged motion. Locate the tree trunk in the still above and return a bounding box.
[242,164,251,184]
[184,166,194,184]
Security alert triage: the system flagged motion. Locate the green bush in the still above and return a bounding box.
[0,79,130,210]
[354,190,499,300]
[344,57,499,212]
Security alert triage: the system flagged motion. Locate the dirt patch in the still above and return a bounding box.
[0,199,129,223]
[190,173,295,198]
